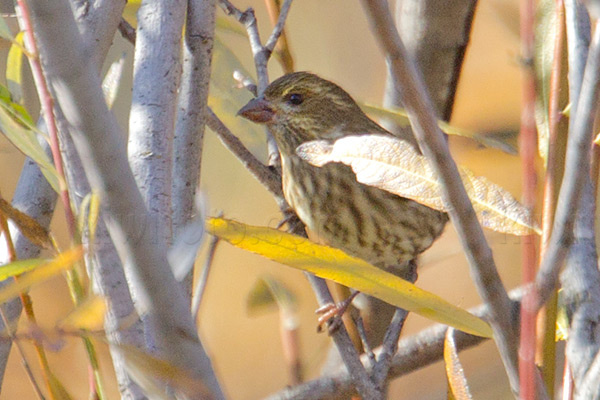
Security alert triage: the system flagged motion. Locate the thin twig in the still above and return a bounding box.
[206,108,282,197]
[360,0,520,394]
[538,0,567,395]
[220,2,379,397]
[0,307,44,400]
[263,0,294,73]
[264,0,294,53]
[372,260,416,388]
[535,20,600,306]
[192,233,221,321]
[517,0,539,398]
[118,18,136,44]
[265,288,524,400]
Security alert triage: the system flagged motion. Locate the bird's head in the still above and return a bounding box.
[238,72,380,154]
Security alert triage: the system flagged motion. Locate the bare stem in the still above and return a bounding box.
[360,0,520,393]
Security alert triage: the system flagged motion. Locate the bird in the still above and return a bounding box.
[238,72,448,337]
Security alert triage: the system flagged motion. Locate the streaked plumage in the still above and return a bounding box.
[239,72,447,270]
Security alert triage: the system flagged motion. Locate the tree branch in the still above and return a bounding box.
[128,0,187,246]
[535,19,600,306]
[172,0,217,296]
[26,0,224,397]
[206,108,283,197]
[360,0,520,393]
[265,288,524,400]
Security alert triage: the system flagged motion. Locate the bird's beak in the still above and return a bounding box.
[237,97,275,123]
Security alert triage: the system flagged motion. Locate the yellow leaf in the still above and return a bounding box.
[444,328,474,400]
[360,103,517,155]
[297,134,540,236]
[0,247,83,303]
[0,198,52,249]
[58,296,107,332]
[6,32,25,104]
[207,218,492,338]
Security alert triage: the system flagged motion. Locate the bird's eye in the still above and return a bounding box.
[287,93,304,106]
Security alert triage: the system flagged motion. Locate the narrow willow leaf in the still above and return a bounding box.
[297,134,539,236]
[0,198,52,249]
[444,328,474,400]
[58,296,107,332]
[0,258,45,280]
[207,218,492,338]
[216,16,247,37]
[6,32,25,103]
[0,105,60,192]
[360,103,517,155]
[120,344,212,399]
[247,275,297,316]
[48,372,73,400]
[0,246,83,303]
[208,37,266,158]
[0,17,13,42]
[534,0,558,166]
[102,54,126,109]
[88,191,100,246]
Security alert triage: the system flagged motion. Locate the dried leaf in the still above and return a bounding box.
[444,328,474,400]
[0,198,52,249]
[296,134,539,236]
[361,103,517,155]
[208,217,492,338]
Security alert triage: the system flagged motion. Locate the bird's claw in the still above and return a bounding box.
[315,292,358,335]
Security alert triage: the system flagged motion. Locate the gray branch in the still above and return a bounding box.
[360,0,519,393]
[128,0,187,246]
[265,288,523,400]
[559,3,600,398]
[172,0,217,296]
[26,0,224,397]
[535,20,600,306]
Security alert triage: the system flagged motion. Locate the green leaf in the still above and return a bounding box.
[0,17,13,42]
[247,275,297,316]
[207,218,493,338]
[209,37,266,160]
[0,258,45,280]
[0,104,60,192]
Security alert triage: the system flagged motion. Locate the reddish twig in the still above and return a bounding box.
[517,0,539,398]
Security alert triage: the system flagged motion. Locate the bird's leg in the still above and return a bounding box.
[316,290,360,334]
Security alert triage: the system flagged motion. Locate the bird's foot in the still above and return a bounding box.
[315,291,360,335]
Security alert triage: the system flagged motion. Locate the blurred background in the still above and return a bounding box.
[0,0,530,398]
